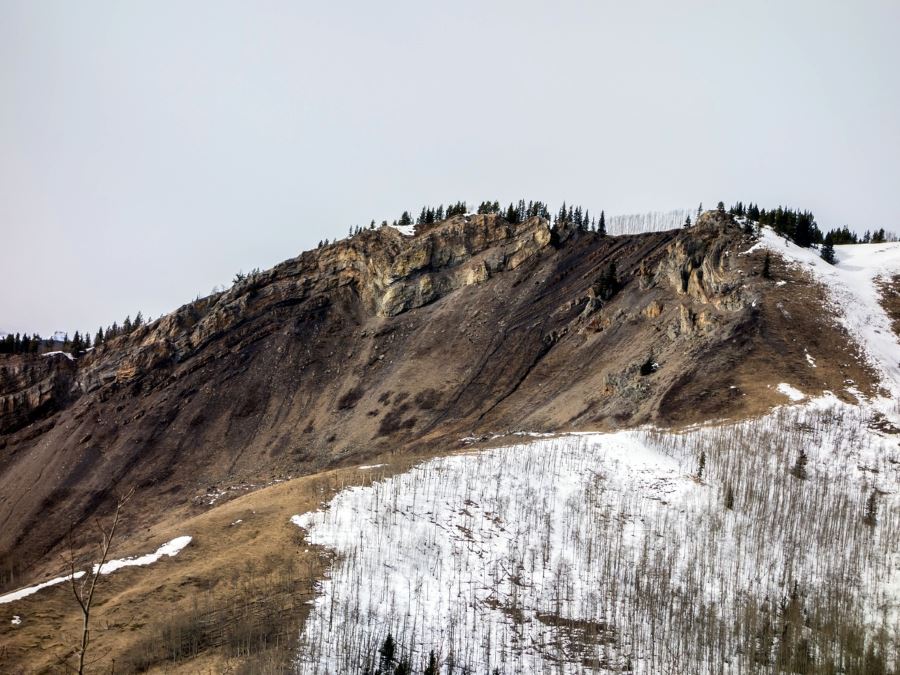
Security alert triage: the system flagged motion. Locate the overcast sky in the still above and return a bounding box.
[2,1,899,336]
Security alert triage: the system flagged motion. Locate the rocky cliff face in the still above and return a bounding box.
[0,352,75,436]
[68,215,556,395]
[0,210,873,572]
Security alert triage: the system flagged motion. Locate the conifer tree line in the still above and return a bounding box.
[727,202,822,248]
[1,310,153,357]
[0,332,45,355]
[323,199,588,248]
[93,311,151,349]
[728,201,896,249]
[0,329,95,355]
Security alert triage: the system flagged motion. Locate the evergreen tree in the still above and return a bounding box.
[724,484,735,510]
[379,633,396,670]
[423,650,438,675]
[820,238,837,265]
[697,202,703,218]
[596,262,619,300]
[598,210,606,236]
[556,202,568,226]
[684,215,692,228]
[398,211,413,227]
[794,211,820,247]
[790,448,808,479]
[697,450,706,480]
[762,252,772,279]
[573,206,583,229]
[863,490,878,526]
[716,201,725,213]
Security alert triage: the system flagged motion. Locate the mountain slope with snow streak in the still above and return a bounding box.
[750,228,900,411]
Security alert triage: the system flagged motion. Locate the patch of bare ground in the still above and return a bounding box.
[877,274,900,339]
[0,454,423,674]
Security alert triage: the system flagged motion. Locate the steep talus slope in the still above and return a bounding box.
[0,211,878,577]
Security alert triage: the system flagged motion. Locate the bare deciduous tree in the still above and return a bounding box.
[67,487,134,675]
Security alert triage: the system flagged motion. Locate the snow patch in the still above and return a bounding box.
[0,536,191,605]
[95,536,192,575]
[0,572,85,604]
[388,223,416,236]
[41,351,74,361]
[357,464,386,470]
[11,615,22,625]
[776,382,806,401]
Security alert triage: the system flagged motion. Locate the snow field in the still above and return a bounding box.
[292,396,899,673]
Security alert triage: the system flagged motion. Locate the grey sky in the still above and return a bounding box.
[2,1,899,336]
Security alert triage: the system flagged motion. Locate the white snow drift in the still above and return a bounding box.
[0,536,192,605]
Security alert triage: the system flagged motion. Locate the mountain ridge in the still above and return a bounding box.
[0,210,880,582]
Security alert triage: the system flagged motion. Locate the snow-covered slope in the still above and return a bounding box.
[293,397,899,673]
[750,228,900,412]
[388,223,416,236]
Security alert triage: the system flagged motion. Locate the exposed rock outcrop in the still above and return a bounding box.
[0,353,75,435]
